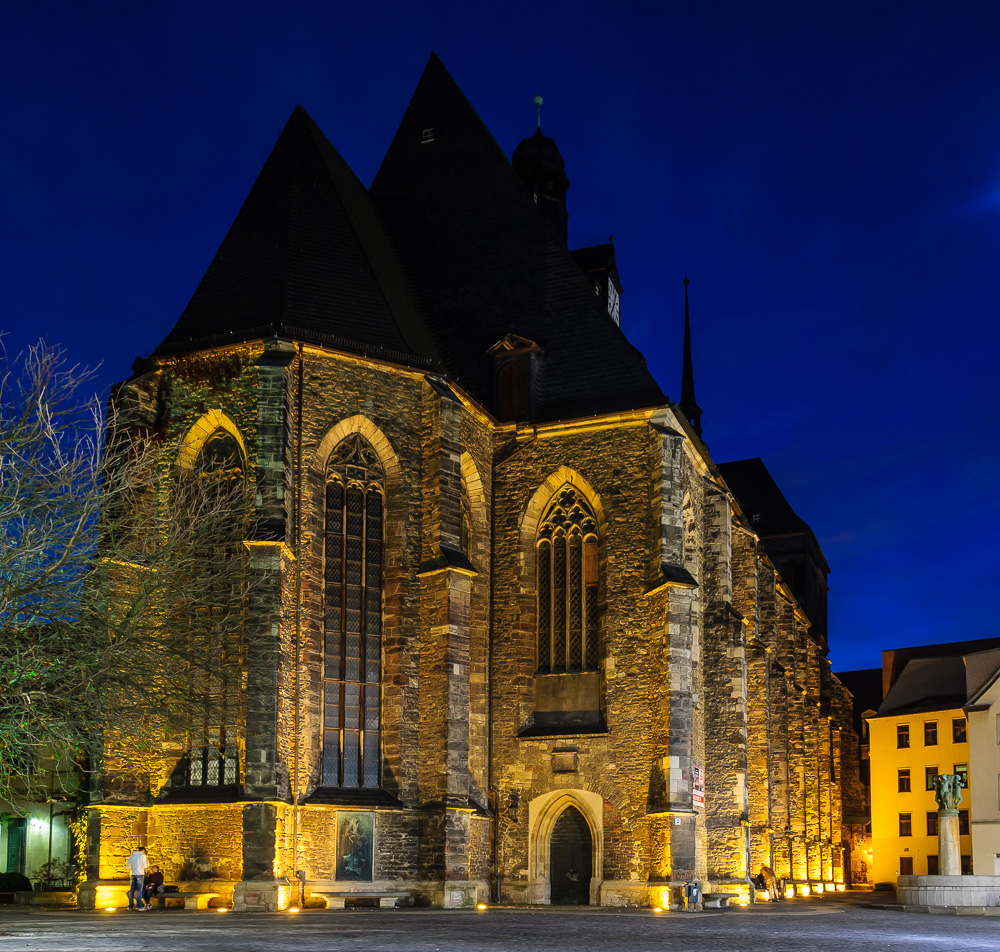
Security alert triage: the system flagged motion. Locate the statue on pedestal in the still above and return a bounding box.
[932,773,963,815]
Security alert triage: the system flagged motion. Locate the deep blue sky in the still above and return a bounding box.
[2,2,998,673]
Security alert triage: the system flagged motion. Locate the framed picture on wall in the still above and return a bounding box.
[336,811,374,881]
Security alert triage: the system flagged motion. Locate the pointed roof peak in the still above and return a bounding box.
[679,277,703,438]
[371,57,664,420]
[155,105,439,366]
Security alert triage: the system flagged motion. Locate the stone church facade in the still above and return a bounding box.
[81,55,859,910]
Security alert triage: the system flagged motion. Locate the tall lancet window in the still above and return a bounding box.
[323,434,384,788]
[536,486,599,673]
[187,428,244,788]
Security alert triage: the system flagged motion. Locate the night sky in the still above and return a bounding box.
[3,2,998,673]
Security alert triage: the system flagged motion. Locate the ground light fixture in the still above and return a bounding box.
[476,903,488,910]
[216,908,229,913]
[104,907,116,913]
[287,907,300,913]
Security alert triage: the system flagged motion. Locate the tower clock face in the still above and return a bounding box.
[607,282,620,325]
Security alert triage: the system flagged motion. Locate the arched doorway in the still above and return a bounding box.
[549,806,592,905]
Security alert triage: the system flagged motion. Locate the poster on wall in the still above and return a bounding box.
[692,765,705,809]
[336,811,374,881]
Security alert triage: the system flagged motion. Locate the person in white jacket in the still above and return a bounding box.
[125,846,149,910]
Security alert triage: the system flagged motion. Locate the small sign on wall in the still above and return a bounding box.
[336,811,374,882]
[692,765,705,809]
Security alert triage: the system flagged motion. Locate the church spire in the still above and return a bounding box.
[680,277,703,438]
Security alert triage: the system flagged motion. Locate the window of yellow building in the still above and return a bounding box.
[897,724,910,748]
[925,766,938,790]
[899,813,912,836]
[926,812,938,836]
[900,857,913,875]
[954,763,968,788]
[959,811,970,835]
[897,769,910,792]
[927,855,938,875]
[924,721,938,746]
[952,718,967,744]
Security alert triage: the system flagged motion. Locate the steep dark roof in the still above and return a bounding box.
[717,458,811,536]
[836,667,883,731]
[155,107,438,368]
[369,54,665,421]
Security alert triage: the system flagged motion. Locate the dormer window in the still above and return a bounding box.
[488,334,541,423]
[421,127,435,144]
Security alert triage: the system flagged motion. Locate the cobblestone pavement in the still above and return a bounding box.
[1,897,998,952]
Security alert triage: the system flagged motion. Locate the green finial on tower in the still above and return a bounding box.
[534,94,543,130]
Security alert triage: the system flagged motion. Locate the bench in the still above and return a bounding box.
[151,891,220,910]
[311,890,411,910]
[702,893,732,909]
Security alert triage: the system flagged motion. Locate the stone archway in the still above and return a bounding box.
[549,806,592,905]
[527,790,603,905]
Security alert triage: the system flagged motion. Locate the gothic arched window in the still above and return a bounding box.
[536,485,599,673]
[187,427,244,787]
[323,434,384,788]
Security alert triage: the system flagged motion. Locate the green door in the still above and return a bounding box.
[4,818,26,874]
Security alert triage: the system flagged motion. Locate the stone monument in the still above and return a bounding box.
[896,772,1000,911]
[931,773,962,876]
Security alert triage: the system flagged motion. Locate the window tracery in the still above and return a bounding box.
[536,485,599,673]
[323,434,384,788]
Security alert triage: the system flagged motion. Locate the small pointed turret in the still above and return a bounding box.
[512,94,570,245]
[680,277,703,438]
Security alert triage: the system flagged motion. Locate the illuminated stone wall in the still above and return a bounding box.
[89,338,861,906]
[489,415,715,902]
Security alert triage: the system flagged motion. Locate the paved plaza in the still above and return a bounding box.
[1,895,999,952]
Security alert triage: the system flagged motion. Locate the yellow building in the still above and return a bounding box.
[868,651,977,884]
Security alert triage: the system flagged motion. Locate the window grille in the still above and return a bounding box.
[323,435,384,788]
[536,485,599,672]
[185,428,244,787]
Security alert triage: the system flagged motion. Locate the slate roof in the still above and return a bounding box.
[155,56,666,422]
[369,54,665,422]
[717,458,811,536]
[877,655,967,716]
[155,107,439,368]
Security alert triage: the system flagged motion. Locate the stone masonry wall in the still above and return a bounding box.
[491,417,698,897]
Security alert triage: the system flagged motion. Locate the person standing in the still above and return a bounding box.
[125,846,149,911]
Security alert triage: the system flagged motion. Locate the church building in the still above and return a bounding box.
[81,54,858,910]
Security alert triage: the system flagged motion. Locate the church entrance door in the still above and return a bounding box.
[549,806,591,905]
